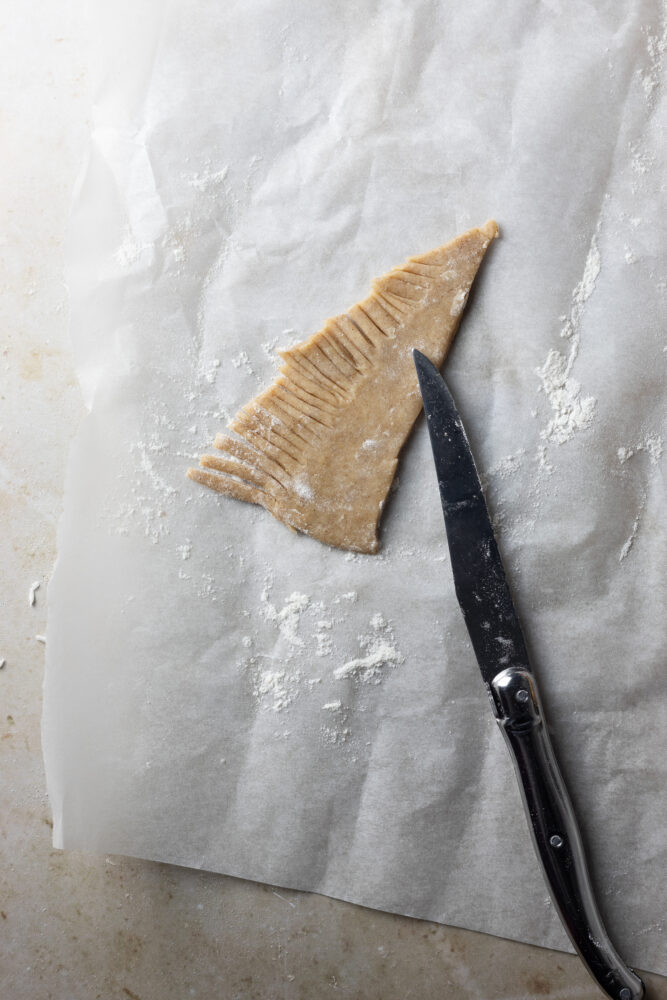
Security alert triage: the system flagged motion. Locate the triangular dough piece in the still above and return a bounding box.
[188,220,498,553]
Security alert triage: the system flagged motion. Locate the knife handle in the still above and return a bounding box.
[490,667,644,1000]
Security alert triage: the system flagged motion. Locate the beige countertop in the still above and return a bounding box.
[1,9,664,999]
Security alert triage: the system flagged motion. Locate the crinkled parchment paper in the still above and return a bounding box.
[43,0,667,972]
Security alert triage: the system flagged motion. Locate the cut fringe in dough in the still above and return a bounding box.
[188,220,498,553]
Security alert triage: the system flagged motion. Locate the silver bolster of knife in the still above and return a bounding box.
[490,667,644,1000]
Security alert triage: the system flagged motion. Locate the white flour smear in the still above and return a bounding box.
[617,434,664,561]
[536,231,600,445]
[334,614,404,683]
[619,497,646,562]
[617,434,664,466]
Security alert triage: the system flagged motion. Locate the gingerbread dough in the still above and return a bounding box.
[188,220,498,553]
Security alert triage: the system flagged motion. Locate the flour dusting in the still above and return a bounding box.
[261,587,311,650]
[239,580,405,732]
[334,614,404,683]
[618,435,664,466]
[254,668,302,712]
[639,16,666,101]
[536,231,600,445]
[617,434,663,561]
[449,288,468,317]
[231,350,254,376]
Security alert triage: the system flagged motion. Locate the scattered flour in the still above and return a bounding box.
[630,142,654,176]
[111,438,179,545]
[481,450,526,490]
[536,230,600,445]
[231,350,254,376]
[335,591,358,604]
[535,445,554,474]
[115,229,151,268]
[242,583,405,732]
[334,614,404,683]
[260,587,311,650]
[186,163,229,193]
[639,17,666,101]
[320,699,350,745]
[254,668,302,712]
[617,435,663,465]
[261,337,280,358]
[617,435,663,561]
[200,358,221,384]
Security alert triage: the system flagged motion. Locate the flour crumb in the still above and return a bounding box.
[231,350,254,375]
[261,337,279,358]
[177,540,193,560]
[322,700,343,711]
[35,635,46,644]
[200,358,221,384]
[28,581,40,607]
[334,591,358,605]
[315,619,334,657]
[0,658,6,670]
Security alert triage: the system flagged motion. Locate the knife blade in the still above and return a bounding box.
[412,349,644,1000]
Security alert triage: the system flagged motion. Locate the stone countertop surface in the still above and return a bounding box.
[1,7,665,1000]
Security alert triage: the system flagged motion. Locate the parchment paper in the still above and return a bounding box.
[43,0,667,972]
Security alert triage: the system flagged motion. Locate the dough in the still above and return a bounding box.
[188,220,498,553]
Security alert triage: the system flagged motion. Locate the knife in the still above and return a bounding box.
[412,349,644,1000]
